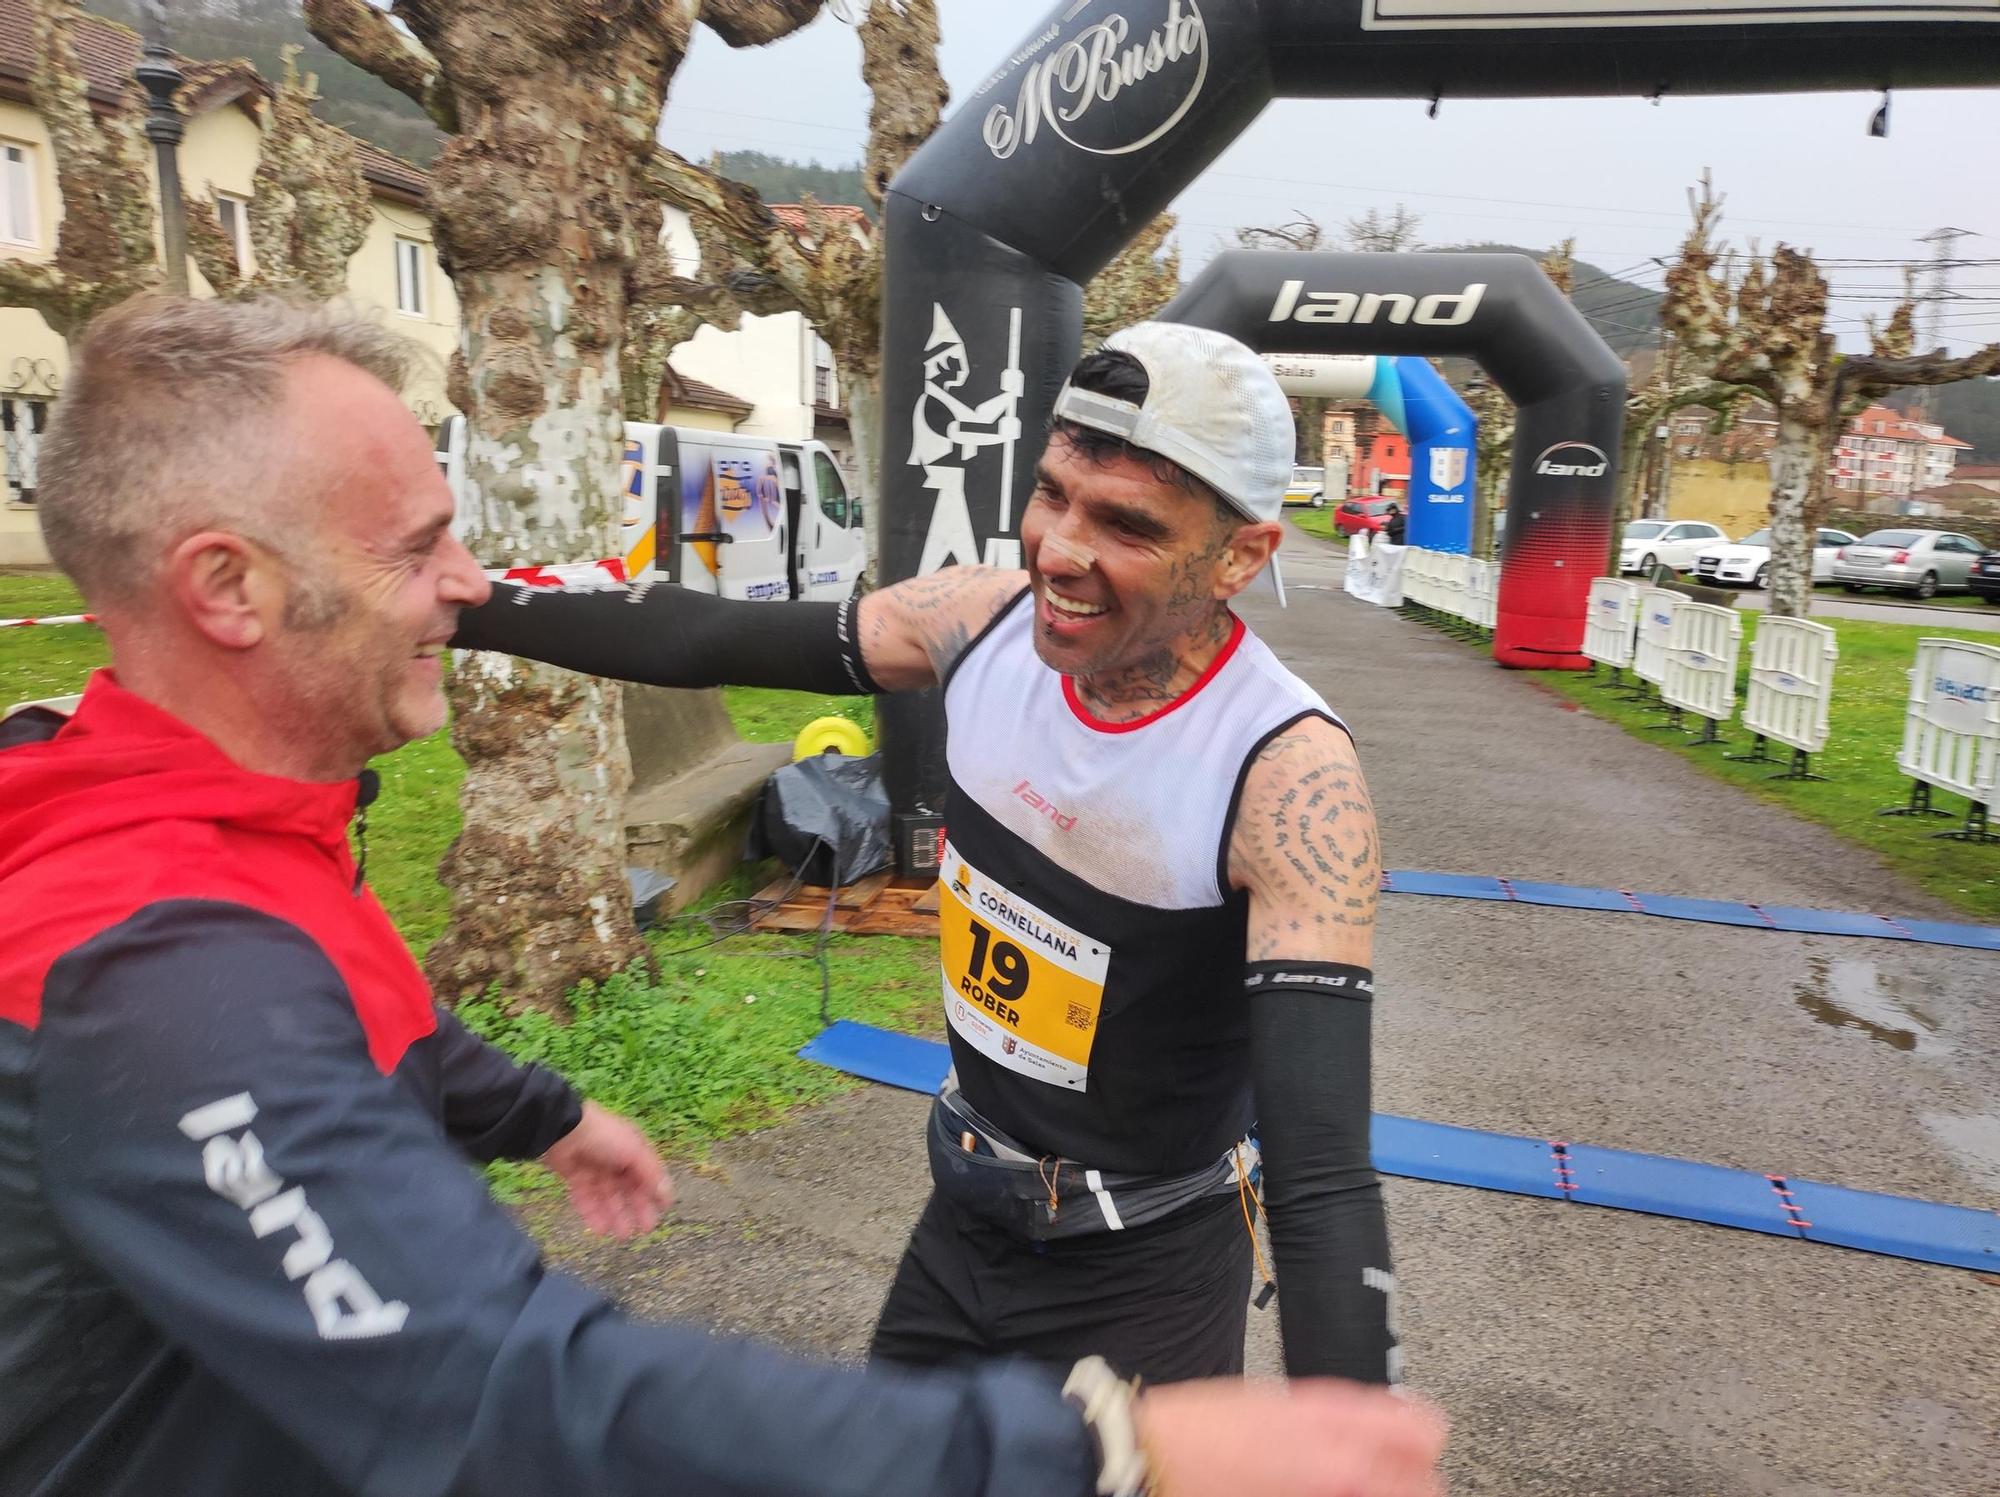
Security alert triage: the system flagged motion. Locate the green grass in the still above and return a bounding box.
[723,685,875,747]
[1286,506,1340,544]
[466,871,935,1190]
[0,572,103,707]
[1530,615,2000,924]
[2,571,929,1167]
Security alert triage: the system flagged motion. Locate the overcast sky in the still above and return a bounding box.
[658,4,2000,354]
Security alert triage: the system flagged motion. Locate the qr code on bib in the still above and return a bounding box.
[1065,1003,1092,1030]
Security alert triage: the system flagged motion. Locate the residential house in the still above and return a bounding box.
[1830,403,1970,500]
[659,201,867,494]
[0,0,463,563]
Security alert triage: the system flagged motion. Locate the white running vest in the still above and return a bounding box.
[933,592,1346,1174]
[945,595,1338,911]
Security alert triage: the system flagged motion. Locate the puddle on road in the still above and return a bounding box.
[1792,957,1948,1056]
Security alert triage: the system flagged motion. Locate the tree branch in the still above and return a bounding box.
[642,148,822,308]
[302,0,457,132]
[184,192,246,297]
[1841,343,2000,392]
[859,0,944,206]
[700,0,825,47]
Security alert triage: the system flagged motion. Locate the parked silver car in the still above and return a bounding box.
[1831,528,1986,599]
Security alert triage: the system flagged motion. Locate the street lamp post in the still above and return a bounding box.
[133,1,188,295]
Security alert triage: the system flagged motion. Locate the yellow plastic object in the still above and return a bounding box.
[793,715,873,761]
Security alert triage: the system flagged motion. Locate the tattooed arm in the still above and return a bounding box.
[1226,717,1397,1383]
[1228,716,1380,965]
[855,566,1029,691]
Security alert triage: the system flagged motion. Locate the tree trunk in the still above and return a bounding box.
[1295,397,1327,468]
[415,9,693,1010]
[845,364,885,586]
[1765,410,1823,618]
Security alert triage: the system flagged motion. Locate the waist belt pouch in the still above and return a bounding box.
[924,1095,1236,1242]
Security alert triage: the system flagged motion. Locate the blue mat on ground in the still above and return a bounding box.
[1382,870,2000,951]
[798,1021,2000,1273]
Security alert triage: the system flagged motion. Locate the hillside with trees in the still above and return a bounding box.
[86,0,443,163]
[1442,241,1663,355]
[709,150,870,216]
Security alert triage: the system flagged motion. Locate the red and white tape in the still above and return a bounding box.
[489,558,628,590]
[0,613,97,630]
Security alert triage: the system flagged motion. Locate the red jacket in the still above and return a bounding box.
[0,671,1089,1497]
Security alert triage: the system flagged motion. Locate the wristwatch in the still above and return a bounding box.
[1062,1355,1151,1497]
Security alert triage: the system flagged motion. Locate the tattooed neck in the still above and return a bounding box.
[1072,607,1234,723]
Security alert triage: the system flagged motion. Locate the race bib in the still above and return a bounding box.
[937,843,1111,1090]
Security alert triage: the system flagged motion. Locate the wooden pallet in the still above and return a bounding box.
[750,871,941,938]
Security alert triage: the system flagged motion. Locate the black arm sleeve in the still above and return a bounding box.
[431,1006,583,1163]
[451,580,882,696]
[1247,961,1399,1384]
[37,902,1093,1497]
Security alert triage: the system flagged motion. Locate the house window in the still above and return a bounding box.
[394,237,427,317]
[215,192,251,276]
[2,142,35,247]
[3,396,49,505]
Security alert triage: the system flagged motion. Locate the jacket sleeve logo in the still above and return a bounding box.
[179,1092,410,1342]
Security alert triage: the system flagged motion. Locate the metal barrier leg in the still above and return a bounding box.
[1879,780,1953,819]
[1594,666,1626,691]
[1648,706,1685,732]
[1725,733,1780,765]
[1933,800,2000,845]
[1767,747,1828,783]
[1687,716,1725,747]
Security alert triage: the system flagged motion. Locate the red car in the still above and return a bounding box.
[1334,498,1398,537]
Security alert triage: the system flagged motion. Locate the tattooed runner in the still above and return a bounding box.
[454,323,1399,1389]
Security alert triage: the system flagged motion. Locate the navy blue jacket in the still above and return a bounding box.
[0,674,1093,1496]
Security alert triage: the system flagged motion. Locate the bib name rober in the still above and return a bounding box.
[939,844,1112,1090]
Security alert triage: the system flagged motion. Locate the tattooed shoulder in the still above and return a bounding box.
[859,565,1028,690]
[1229,717,1379,957]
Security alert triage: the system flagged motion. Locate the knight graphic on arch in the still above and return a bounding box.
[909,303,1026,574]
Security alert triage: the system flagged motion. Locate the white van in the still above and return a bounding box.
[435,417,867,602]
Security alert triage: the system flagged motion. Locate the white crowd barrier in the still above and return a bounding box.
[1660,601,1742,733]
[1632,587,1681,690]
[1465,559,1496,630]
[1897,637,2000,809]
[1582,578,1640,671]
[1402,548,1436,610]
[1437,553,1469,620]
[1741,616,1839,757]
[1344,538,1406,606]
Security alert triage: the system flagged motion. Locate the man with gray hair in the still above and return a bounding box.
[0,296,1444,1497]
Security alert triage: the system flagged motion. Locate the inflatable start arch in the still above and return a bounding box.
[873,0,2000,820]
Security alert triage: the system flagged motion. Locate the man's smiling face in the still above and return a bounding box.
[1019,430,1240,682]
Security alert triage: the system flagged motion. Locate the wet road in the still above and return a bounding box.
[550,527,1999,1496]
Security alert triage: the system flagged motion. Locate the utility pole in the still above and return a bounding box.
[133,1,188,295]
[1913,226,1974,425]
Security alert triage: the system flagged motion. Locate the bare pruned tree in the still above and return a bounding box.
[642,0,947,586]
[1662,171,2000,616]
[305,0,831,1012]
[0,0,176,335]
[1082,212,1183,351]
[1343,204,1422,254]
[185,47,371,301]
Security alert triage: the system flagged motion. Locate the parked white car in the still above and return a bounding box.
[1618,519,1727,575]
[1692,527,1857,589]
